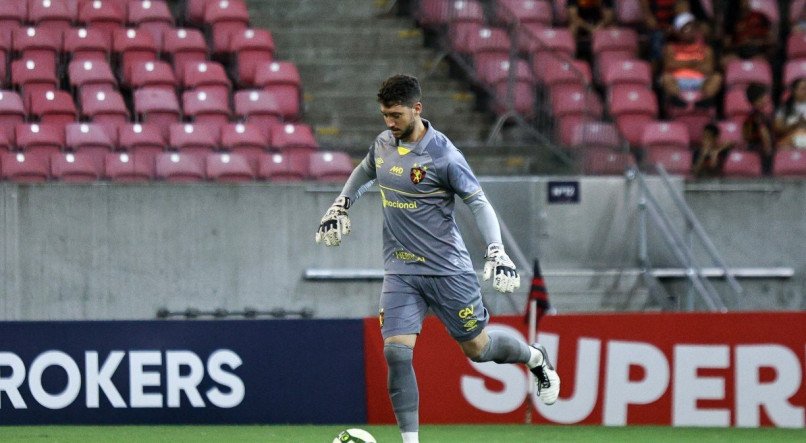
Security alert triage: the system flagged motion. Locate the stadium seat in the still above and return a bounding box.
[257,151,309,181]
[254,61,302,119]
[118,122,166,159]
[133,88,181,137]
[79,89,129,130]
[15,122,65,156]
[609,85,658,146]
[495,0,553,27]
[790,0,806,25]
[28,90,78,128]
[162,28,208,79]
[0,151,50,182]
[182,90,232,127]
[127,0,174,45]
[11,58,58,106]
[28,0,73,34]
[580,147,634,175]
[786,29,806,62]
[0,32,9,88]
[68,59,118,97]
[169,122,219,156]
[783,59,806,88]
[615,0,644,26]
[113,28,159,80]
[204,0,250,54]
[416,0,451,30]
[551,88,604,146]
[155,151,206,182]
[185,0,214,26]
[641,121,690,152]
[485,59,537,118]
[13,26,61,68]
[65,122,115,156]
[468,27,513,85]
[127,60,178,91]
[570,121,622,151]
[717,120,745,150]
[182,61,231,99]
[64,27,112,63]
[229,28,275,86]
[206,152,255,182]
[601,58,651,91]
[723,88,753,126]
[540,59,592,96]
[221,122,269,166]
[0,3,25,40]
[0,129,12,152]
[445,0,485,55]
[748,0,779,26]
[234,90,282,137]
[724,58,772,92]
[526,28,576,77]
[270,123,318,154]
[772,150,806,177]
[643,147,692,175]
[592,27,639,81]
[722,150,762,177]
[308,151,353,182]
[104,151,156,182]
[78,0,126,40]
[666,105,715,145]
[51,151,105,182]
[0,90,26,139]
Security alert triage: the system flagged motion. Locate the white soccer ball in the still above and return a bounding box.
[332,428,377,443]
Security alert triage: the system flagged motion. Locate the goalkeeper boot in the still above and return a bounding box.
[530,343,560,405]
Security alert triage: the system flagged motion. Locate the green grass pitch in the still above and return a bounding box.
[0,425,803,442]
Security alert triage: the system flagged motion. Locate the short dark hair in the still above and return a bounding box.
[745,82,768,104]
[377,74,422,107]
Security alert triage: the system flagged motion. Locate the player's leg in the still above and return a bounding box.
[425,273,560,405]
[380,275,427,443]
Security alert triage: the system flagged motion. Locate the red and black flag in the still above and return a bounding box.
[524,259,551,326]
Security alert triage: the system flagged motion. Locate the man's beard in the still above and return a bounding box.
[396,120,416,141]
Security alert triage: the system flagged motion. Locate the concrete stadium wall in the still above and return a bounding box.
[0,177,803,320]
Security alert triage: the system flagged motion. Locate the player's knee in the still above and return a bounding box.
[463,340,486,361]
[384,343,414,364]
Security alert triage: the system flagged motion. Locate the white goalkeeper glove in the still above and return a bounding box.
[483,243,520,293]
[315,196,351,246]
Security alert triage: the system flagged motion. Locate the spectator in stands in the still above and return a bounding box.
[568,0,615,60]
[640,0,690,67]
[721,0,777,68]
[692,123,733,177]
[774,78,806,150]
[743,82,775,175]
[659,12,723,109]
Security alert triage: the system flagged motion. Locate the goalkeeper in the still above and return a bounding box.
[316,74,559,443]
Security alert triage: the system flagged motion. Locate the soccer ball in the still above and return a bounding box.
[332,428,377,443]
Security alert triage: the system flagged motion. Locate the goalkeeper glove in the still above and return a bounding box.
[483,243,520,293]
[315,196,351,246]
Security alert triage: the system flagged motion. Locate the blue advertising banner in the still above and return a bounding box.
[0,320,366,424]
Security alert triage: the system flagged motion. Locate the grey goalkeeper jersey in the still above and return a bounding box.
[352,120,485,275]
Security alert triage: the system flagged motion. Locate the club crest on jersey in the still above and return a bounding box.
[410,166,426,184]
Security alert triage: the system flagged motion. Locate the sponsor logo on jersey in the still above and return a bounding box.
[375,157,384,167]
[410,166,426,184]
[389,165,404,176]
[383,199,417,209]
[394,250,426,263]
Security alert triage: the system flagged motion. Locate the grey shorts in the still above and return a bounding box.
[379,273,489,342]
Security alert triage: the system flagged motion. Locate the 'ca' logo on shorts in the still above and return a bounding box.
[458,306,474,319]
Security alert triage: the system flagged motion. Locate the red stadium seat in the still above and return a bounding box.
[155,151,206,182]
[643,147,692,175]
[0,32,9,88]
[257,151,309,181]
[182,90,231,127]
[540,59,592,96]
[113,28,159,80]
[15,123,64,156]
[790,0,806,25]
[724,58,772,92]
[133,88,181,137]
[78,0,125,40]
[162,28,208,78]
[0,90,26,139]
[615,0,644,26]
[0,129,12,152]
[169,122,219,155]
[486,59,536,118]
[609,85,658,146]
[0,2,25,40]
[255,61,302,119]
[309,151,353,182]
[68,59,118,97]
[206,152,255,182]
[1,151,50,182]
[127,60,178,91]
[11,58,58,106]
[524,27,575,66]
[185,0,214,25]
[551,88,604,146]
[446,1,485,55]
[270,123,318,154]
[786,30,806,62]
[748,0,779,25]
[717,120,745,150]
[79,89,129,130]
[773,150,806,177]
[723,88,753,126]
[580,147,634,175]
[416,0,451,30]
[601,58,651,91]
[468,27,512,84]
[127,0,174,45]
[118,122,166,159]
[12,26,60,70]
[229,28,275,86]
[221,122,269,165]
[104,151,156,182]
[28,90,78,128]
[783,59,806,88]
[234,90,282,137]
[64,27,112,63]
[640,121,690,151]
[28,0,73,33]
[182,61,231,99]
[204,0,250,54]
[51,151,104,182]
[722,150,762,177]
[592,27,639,80]
[65,122,115,156]
[666,105,715,145]
[570,121,622,151]
[495,0,553,27]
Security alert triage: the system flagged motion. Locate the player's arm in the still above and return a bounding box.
[315,154,376,247]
